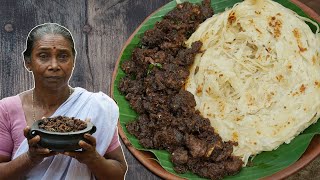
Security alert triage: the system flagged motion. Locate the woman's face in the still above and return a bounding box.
[26,34,74,90]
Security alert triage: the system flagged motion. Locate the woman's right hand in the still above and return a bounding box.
[23,126,57,164]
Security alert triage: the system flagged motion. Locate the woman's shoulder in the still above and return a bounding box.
[0,95,21,109]
[91,91,118,110]
[0,95,23,124]
[74,87,118,110]
[1,90,31,106]
[74,87,119,124]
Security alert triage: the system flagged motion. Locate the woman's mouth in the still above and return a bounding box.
[46,76,62,81]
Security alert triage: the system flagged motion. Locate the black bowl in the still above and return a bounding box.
[28,118,96,152]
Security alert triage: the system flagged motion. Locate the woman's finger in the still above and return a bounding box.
[83,133,96,147]
[33,148,50,154]
[79,140,94,151]
[23,126,30,138]
[28,135,40,146]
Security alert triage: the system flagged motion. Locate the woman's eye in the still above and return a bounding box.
[59,54,68,61]
[39,53,48,60]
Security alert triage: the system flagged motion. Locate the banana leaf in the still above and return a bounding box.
[112,0,320,179]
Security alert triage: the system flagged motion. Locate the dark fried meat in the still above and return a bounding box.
[186,134,207,158]
[174,41,202,66]
[171,148,189,165]
[141,1,212,56]
[201,0,214,19]
[153,127,184,150]
[38,116,86,132]
[170,90,196,117]
[119,1,243,179]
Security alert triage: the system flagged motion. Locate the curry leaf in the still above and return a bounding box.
[147,63,163,75]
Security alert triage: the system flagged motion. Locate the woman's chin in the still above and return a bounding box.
[42,81,68,90]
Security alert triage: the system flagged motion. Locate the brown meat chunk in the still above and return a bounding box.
[186,134,207,158]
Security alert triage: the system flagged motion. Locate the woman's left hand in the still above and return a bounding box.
[63,133,101,165]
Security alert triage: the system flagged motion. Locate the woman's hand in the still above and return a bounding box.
[64,133,127,179]
[63,133,101,165]
[24,126,57,164]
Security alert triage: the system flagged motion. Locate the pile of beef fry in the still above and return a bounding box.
[119,0,243,179]
[39,116,87,133]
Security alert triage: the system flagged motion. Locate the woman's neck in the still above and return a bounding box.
[33,86,72,110]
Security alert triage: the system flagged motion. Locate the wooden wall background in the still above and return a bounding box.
[0,0,319,179]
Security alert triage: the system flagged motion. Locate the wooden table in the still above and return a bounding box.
[0,0,319,179]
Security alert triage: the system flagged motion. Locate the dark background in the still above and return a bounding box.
[0,0,319,179]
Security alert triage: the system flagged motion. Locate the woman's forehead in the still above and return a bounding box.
[33,34,72,51]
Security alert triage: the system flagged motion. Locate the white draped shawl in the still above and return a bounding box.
[13,87,119,180]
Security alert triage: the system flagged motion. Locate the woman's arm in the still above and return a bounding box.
[86,147,127,180]
[0,153,39,180]
[0,127,56,180]
[64,134,127,180]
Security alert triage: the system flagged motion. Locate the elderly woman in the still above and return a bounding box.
[0,23,127,179]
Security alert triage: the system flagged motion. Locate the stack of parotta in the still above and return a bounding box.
[185,0,320,164]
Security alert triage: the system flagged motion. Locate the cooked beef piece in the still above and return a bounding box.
[174,41,203,66]
[190,162,225,180]
[153,128,184,151]
[142,93,169,114]
[121,60,137,74]
[170,90,196,117]
[139,138,154,149]
[119,78,144,95]
[142,27,167,48]
[126,93,145,114]
[171,148,189,165]
[224,156,243,175]
[201,0,214,19]
[191,113,212,132]
[173,165,188,174]
[126,120,140,137]
[119,1,243,179]
[215,141,234,162]
[126,114,153,138]
[186,134,207,158]
[162,64,190,90]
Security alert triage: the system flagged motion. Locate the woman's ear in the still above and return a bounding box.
[26,66,32,72]
[24,57,32,72]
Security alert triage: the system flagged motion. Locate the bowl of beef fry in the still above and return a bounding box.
[28,116,96,152]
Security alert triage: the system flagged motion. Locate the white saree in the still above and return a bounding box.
[13,87,119,180]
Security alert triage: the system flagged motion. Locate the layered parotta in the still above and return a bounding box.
[185,0,320,164]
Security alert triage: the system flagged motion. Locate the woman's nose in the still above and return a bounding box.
[48,58,60,71]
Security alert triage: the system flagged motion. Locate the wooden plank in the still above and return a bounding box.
[0,0,91,98]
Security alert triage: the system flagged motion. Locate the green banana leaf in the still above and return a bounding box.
[112,0,320,179]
